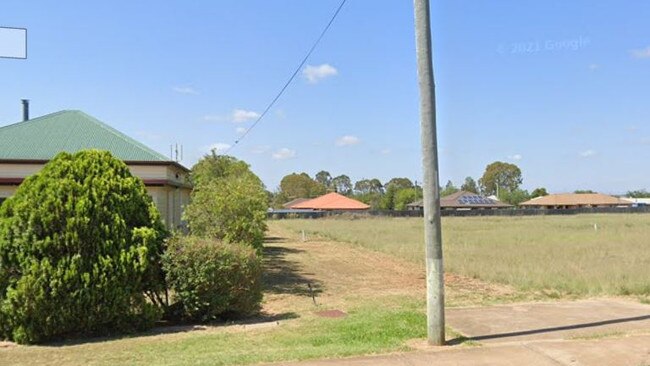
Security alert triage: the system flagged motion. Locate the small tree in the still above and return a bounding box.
[331,174,353,195]
[185,174,268,251]
[355,178,384,195]
[530,187,549,198]
[479,161,523,196]
[461,177,479,194]
[626,189,650,198]
[355,192,383,209]
[500,188,531,206]
[394,187,423,210]
[315,170,333,189]
[186,154,268,250]
[0,150,166,344]
[440,180,459,197]
[379,184,397,210]
[385,177,414,190]
[279,173,326,199]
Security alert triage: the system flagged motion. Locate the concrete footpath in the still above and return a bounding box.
[447,299,650,343]
[284,335,650,366]
[281,299,650,366]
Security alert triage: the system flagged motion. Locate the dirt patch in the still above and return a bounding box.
[0,341,16,348]
[315,310,347,318]
[262,227,518,316]
[444,272,518,306]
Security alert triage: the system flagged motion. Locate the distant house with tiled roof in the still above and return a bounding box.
[290,192,370,211]
[0,110,191,228]
[407,191,511,211]
[519,193,631,209]
[283,198,311,209]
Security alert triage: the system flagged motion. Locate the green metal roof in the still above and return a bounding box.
[0,110,170,162]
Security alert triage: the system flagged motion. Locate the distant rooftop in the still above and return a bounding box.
[520,193,632,207]
[291,192,370,210]
[283,198,311,209]
[0,110,170,162]
[408,191,511,209]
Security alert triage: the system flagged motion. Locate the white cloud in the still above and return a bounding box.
[507,154,522,161]
[232,109,260,123]
[579,149,596,158]
[272,148,296,160]
[251,145,271,154]
[235,127,247,135]
[630,46,650,59]
[336,135,361,146]
[172,86,199,95]
[588,63,599,71]
[302,64,338,84]
[380,148,391,155]
[203,109,260,123]
[206,142,231,153]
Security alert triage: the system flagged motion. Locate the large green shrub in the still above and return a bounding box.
[0,150,167,344]
[162,235,262,322]
[184,174,267,250]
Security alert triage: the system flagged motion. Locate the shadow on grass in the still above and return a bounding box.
[40,312,300,348]
[263,237,324,298]
[264,236,287,243]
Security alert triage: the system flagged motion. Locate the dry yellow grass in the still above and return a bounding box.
[270,214,650,298]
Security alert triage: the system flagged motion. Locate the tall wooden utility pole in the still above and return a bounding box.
[413,0,445,346]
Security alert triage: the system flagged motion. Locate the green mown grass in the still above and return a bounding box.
[271,214,650,297]
[0,300,430,366]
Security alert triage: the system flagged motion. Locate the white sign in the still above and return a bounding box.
[0,27,27,59]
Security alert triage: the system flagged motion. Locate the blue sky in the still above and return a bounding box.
[1,1,649,194]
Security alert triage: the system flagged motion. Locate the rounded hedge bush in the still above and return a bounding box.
[0,150,167,344]
[162,235,262,322]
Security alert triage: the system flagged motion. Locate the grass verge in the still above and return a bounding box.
[0,300,431,366]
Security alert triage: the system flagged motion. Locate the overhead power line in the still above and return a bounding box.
[223,0,348,154]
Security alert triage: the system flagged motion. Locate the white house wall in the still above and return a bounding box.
[128,165,168,180]
[0,163,42,178]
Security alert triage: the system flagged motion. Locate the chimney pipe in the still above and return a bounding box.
[21,99,29,121]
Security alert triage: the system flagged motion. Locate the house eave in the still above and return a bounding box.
[0,177,191,189]
[0,158,190,173]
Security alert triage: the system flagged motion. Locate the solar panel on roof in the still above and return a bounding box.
[458,195,497,205]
